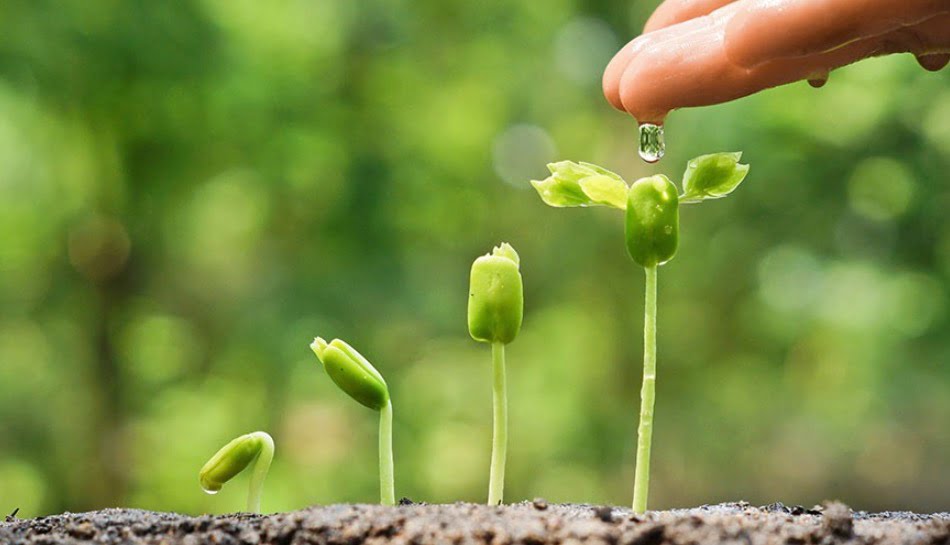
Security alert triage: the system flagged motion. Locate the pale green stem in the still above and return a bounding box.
[379,399,395,506]
[488,341,508,505]
[247,432,274,513]
[633,265,657,513]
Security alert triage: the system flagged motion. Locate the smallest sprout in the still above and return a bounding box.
[199,431,274,514]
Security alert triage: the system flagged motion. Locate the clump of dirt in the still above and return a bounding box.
[0,501,947,545]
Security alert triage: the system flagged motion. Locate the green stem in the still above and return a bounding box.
[379,399,395,506]
[633,265,657,513]
[488,341,508,505]
[246,432,274,513]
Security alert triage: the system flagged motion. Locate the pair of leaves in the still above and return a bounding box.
[530,152,749,209]
[530,161,629,209]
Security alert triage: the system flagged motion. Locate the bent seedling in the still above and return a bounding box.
[199,431,275,513]
[311,337,395,505]
[468,243,524,505]
[531,152,750,513]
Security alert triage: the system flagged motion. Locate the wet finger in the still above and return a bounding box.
[616,12,950,123]
[643,0,737,32]
[725,0,950,68]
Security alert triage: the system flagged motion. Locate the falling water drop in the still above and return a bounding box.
[638,123,665,163]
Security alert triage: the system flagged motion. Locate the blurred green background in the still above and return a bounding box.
[1,0,949,517]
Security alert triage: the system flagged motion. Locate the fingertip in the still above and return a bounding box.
[603,64,627,111]
[603,41,638,111]
[618,60,666,125]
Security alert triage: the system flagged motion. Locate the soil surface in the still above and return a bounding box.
[1,501,947,545]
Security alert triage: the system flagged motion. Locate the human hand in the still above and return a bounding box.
[603,0,950,124]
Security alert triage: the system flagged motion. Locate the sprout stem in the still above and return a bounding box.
[379,400,395,506]
[633,265,657,513]
[488,341,508,505]
[246,432,275,513]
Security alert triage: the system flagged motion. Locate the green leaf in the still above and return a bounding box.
[530,161,628,210]
[680,152,750,203]
[579,174,629,209]
[579,162,624,183]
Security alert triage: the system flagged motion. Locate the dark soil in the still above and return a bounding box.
[1,501,947,545]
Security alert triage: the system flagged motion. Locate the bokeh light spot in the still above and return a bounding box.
[847,157,915,221]
[492,124,556,187]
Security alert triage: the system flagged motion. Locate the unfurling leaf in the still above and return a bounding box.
[680,152,750,203]
[531,161,628,209]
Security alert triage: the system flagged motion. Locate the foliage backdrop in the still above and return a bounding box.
[0,0,948,516]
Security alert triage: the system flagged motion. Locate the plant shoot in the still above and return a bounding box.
[199,431,275,514]
[468,242,524,506]
[531,152,749,513]
[311,336,395,506]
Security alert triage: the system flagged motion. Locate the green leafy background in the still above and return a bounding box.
[0,0,948,516]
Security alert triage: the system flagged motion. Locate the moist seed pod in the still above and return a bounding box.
[467,243,524,345]
[625,175,679,267]
[199,434,261,493]
[199,431,275,513]
[311,337,389,411]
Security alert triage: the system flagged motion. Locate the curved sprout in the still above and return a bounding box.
[199,431,274,513]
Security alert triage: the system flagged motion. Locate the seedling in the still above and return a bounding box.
[310,337,395,506]
[199,431,275,513]
[468,243,524,505]
[531,153,750,513]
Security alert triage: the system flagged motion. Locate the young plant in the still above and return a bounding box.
[531,153,749,513]
[468,243,524,505]
[199,431,275,513]
[310,337,395,506]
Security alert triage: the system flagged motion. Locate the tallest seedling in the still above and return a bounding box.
[531,153,750,513]
[468,243,524,505]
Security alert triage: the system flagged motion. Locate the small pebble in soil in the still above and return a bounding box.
[532,498,549,511]
[822,502,854,538]
[593,506,614,523]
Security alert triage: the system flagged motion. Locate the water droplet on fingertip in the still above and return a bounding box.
[807,71,828,88]
[638,123,665,163]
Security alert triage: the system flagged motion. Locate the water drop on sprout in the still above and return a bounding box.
[198,431,274,513]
